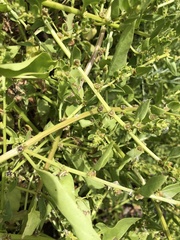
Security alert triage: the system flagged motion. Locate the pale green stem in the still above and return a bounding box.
[157,0,174,8]
[141,53,170,67]
[0,107,134,164]
[22,149,180,206]
[154,202,173,240]
[42,1,120,29]
[44,22,160,164]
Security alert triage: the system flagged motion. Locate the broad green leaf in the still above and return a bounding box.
[86,176,105,189]
[60,173,75,200]
[141,0,155,12]
[165,58,178,76]
[119,0,131,12]
[150,19,165,40]
[65,13,75,35]
[82,28,97,40]
[135,99,150,122]
[70,45,81,65]
[167,101,180,111]
[37,99,50,116]
[36,168,101,240]
[136,66,152,76]
[65,105,77,117]
[169,147,180,159]
[79,119,93,128]
[0,52,56,78]
[22,200,41,238]
[94,142,114,171]
[76,199,92,224]
[139,175,167,197]
[118,148,143,171]
[111,0,120,19]
[108,21,136,76]
[6,188,21,212]
[0,3,9,12]
[97,218,140,240]
[161,183,180,198]
[82,0,99,9]
[151,105,165,115]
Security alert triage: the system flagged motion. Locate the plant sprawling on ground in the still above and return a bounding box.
[0,0,179,239]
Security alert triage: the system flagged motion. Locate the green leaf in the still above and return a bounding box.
[119,0,131,12]
[169,147,180,159]
[36,168,101,240]
[0,3,9,12]
[60,173,75,200]
[97,218,140,240]
[79,119,93,128]
[70,45,81,65]
[151,105,165,115]
[165,58,178,76]
[136,66,152,76]
[139,175,167,197]
[118,148,143,171]
[94,142,114,171]
[167,101,180,111]
[37,99,50,116]
[82,0,99,9]
[111,0,120,19]
[135,99,150,122]
[108,21,136,76]
[161,183,180,198]
[150,19,165,40]
[22,200,41,238]
[5,187,21,213]
[85,177,105,189]
[0,52,56,78]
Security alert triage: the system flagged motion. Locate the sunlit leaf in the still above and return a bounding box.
[97,218,140,240]
[169,147,180,159]
[139,175,167,197]
[0,52,56,78]
[108,20,136,76]
[94,142,114,171]
[22,200,41,238]
[82,0,99,9]
[36,168,100,240]
[135,99,151,122]
[161,183,180,198]
[167,101,180,111]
